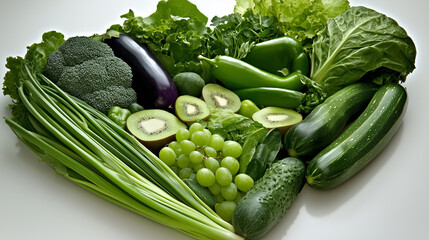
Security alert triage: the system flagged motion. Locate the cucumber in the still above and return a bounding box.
[284,82,379,159]
[307,83,408,190]
[183,178,215,209]
[246,128,282,181]
[232,157,306,240]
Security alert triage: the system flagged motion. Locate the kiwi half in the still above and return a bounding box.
[126,109,186,150]
[175,95,210,123]
[252,107,302,135]
[202,83,241,112]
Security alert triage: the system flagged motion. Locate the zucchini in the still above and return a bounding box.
[246,128,282,181]
[284,82,379,159]
[232,157,306,240]
[183,178,216,209]
[307,83,408,190]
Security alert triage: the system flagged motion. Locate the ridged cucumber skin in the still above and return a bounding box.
[284,82,379,159]
[306,83,408,190]
[232,157,306,240]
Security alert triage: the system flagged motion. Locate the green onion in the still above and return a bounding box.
[4,64,243,240]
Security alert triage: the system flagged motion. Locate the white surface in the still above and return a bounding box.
[1,0,428,239]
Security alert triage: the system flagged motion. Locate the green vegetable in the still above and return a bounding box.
[3,32,242,240]
[245,128,282,181]
[203,108,267,146]
[199,55,304,91]
[232,157,306,240]
[97,0,209,78]
[205,11,283,60]
[183,178,216,210]
[129,102,144,113]
[234,87,303,109]
[234,0,350,45]
[284,83,379,159]
[310,6,416,96]
[307,83,408,190]
[238,100,260,119]
[108,106,131,129]
[243,36,309,77]
[44,36,137,114]
[173,72,206,97]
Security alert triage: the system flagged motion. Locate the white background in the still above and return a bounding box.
[0,0,428,239]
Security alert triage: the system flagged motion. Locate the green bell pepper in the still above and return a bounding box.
[243,36,310,77]
[238,99,260,119]
[129,102,145,113]
[108,106,131,129]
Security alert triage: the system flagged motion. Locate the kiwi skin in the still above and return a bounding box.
[252,107,302,135]
[126,109,186,151]
[175,95,210,123]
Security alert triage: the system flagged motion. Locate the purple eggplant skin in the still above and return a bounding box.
[104,34,178,109]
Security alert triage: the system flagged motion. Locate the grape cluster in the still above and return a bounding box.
[158,122,254,221]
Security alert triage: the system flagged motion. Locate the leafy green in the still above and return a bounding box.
[234,0,350,45]
[310,6,417,95]
[3,31,65,128]
[204,11,283,59]
[203,108,267,146]
[3,31,65,101]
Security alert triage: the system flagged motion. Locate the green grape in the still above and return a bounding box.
[168,141,182,156]
[204,157,220,173]
[188,173,196,181]
[189,150,204,164]
[234,191,243,204]
[215,167,232,186]
[215,201,236,222]
[204,146,217,158]
[191,130,211,146]
[196,168,215,187]
[180,139,196,155]
[179,167,194,179]
[208,182,221,195]
[234,173,254,192]
[158,147,176,166]
[220,156,240,175]
[192,163,204,172]
[222,140,243,158]
[203,129,212,138]
[176,128,190,142]
[177,154,191,169]
[189,122,204,134]
[208,134,224,151]
[221,183,238,201]
[214,194,224,203]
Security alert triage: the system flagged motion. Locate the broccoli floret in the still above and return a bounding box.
[93,57,133,88]
[43,36,137,114]
[58,36,114,66]
[44,51,67,83]
[81,86,137,114]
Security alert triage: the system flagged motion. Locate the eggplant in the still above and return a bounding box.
[104,34,178,109]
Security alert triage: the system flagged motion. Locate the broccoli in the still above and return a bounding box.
[44,36,137,114]
[81,86,137,115]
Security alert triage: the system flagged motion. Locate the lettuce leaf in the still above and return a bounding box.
[234,0,350,44]
[310,6,417,95]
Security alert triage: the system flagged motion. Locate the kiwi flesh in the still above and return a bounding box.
[202,83,241,112]
[252,107,302,135]
[175,95,210,123]
[126,109,187,151]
